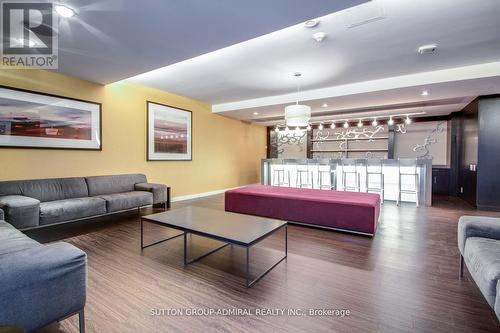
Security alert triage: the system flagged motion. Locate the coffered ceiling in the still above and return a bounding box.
[125,0,500,124]
[54,0,366,84]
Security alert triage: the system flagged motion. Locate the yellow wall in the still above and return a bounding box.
[0,70,266,198]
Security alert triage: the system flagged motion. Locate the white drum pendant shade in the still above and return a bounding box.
[285,104,311,127]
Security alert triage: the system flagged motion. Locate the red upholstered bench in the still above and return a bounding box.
[225,185,381,236]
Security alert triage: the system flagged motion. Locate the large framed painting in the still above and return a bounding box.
[0,86,101,150]
[147,101,192,161]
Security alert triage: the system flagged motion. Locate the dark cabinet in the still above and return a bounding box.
[432,168,451,195]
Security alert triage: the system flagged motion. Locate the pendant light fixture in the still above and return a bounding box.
[284,72,311,127]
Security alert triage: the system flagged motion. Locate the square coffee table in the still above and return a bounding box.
[140,206,287,288]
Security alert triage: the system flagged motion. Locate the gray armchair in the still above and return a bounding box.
[0,221,87,332]
[458,216,500,320]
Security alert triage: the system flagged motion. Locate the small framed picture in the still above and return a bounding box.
[0,86,101,150]
[147,101,192,161]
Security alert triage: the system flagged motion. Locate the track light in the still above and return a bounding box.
[372,118,378,126]
[330,122,335,129]
[405,116,412,125]
[318,123,324,130]
[388,117,394,126]
[357,120,363,128]
[343,121,349,128]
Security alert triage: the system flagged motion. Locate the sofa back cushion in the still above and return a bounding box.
[85,174,147,196]
[0,178,89,202]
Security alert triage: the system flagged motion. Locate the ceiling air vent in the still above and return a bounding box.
[417,44,438,55]
[342,1,385,28]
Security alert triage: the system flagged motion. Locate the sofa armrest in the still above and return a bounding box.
[135,182,168,205]
[0,195,40,229]
[0,207,4,220]
[458,216,500,255]
[0,242,87,332]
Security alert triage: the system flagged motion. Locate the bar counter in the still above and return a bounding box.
[261,158,433,206]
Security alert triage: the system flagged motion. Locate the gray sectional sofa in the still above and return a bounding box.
[0,219,87,332]
[0,174,169,230]
[458,216,500,320]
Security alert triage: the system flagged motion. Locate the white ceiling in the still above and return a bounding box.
[126,0,500,124]
[55,0,366,83]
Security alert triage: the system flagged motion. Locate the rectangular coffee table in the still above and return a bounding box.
[140,206,287,288]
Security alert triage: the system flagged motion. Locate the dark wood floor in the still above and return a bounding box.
[28,195,500,333]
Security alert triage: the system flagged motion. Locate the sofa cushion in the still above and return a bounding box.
[85,174,147,196]
[0,221,40,255]
[40,197,107,225]
[98,191,153,212]
[0,178,89,203]
[464,237,500,307]
[0,195,40,229]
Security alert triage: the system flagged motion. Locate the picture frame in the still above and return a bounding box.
[147,101,192,161]
[0,85,102,150]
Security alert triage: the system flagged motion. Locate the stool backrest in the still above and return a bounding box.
[367,158,383,173]
[398,158,418,175]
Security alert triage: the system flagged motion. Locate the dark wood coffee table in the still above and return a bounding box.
[140,206,287,288]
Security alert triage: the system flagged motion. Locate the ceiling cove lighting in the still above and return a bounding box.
[284,73,311,127]
[372,118,378,126]
[388,116,394,126]
[405,116,412,125]
[55,5,76,18]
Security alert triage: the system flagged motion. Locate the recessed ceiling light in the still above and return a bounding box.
[312,32,327,42]
[321,103,328,108]
[421,90,429,96]
[253,112,259,115]
[417,44,437,55]
[304,20,319,28]
[55,5,76,18]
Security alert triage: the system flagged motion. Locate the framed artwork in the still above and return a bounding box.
[0,85,102,150]
[147,101,192,161]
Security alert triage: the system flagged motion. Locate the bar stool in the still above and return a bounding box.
[342,159,361,192]
[296,160,313,189]
[397,158,419,206]
[272,160,290,187]
[314,159,336,190]
[366,158,384,203]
